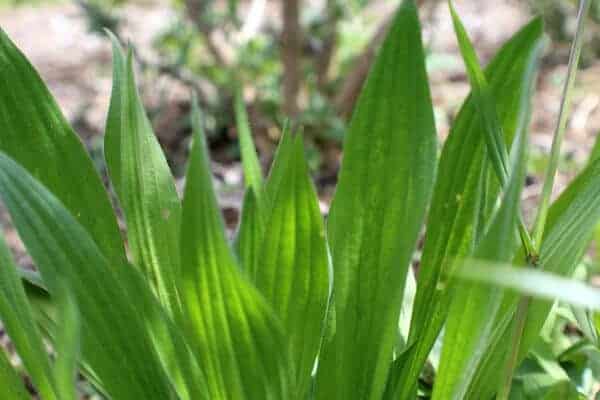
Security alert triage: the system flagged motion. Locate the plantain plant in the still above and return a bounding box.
[0,0,600,399]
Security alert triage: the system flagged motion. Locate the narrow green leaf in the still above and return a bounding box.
[470,156,600,397]
[450,1,536,255]
[0,348,29,400]
[0,153,176,399]
[396,17,544,395]
[450,2,509,185]
[234,188,263,272]
[235,85,263,191]
[457,263,600,311]
[179,98,290,399]
[104,36,182,314]
[253,133,329,399]
[432,107,527,400]
[0,230,57,400]
[235,126,293,273]
[0,28,125,267]
[53,290,80,400]
[315,1,437,399]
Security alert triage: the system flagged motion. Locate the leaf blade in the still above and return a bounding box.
[0,28,125,267]
[253,133,329,399]
[179,98,290,399]
[315,1,437,398]
[104,37,182,314]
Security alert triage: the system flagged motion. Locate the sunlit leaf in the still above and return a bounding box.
[104,36,182,314]
[396,17,544,395]
[315,1,437,398]
[253,133,328,399]
[179,98,290,399]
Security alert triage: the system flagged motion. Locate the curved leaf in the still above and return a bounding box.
[0,152,177,399]
[0,28,125,267]
[0,230,57,399]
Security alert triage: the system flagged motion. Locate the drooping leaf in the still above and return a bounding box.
[253,133,329,399]
[0,28,125,267]
[315,1,437,399]
[104,36,182,314]
[0,230,57,400]
[0,348,29,400]
[179,98,290,399]
[0,152,177,399]
[396,17,544,395]
[235,85,263,192]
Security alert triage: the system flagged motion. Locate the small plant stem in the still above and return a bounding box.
[498,2,591,399]
[532,0,591,247]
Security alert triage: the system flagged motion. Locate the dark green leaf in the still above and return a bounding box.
[0,230,57,399]
[0,152,177,399]
[0,28,125,267]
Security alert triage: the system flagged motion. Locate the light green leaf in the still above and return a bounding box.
[235,188,263,272]
[450,2,509,184]
[53,290,80,400]
[396,17,544,395]
[253,133,329,399]
[0,28,125,267]
[179,98,290,399]
[433,100,528,400]
[469,156,600,397]
[0,348,29,400]
[0,230,57,399]
[456,263,600,312]
[0,152,177,399]
[315,1,437,399]
[104,36,182,314]
[235,85,263,192]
